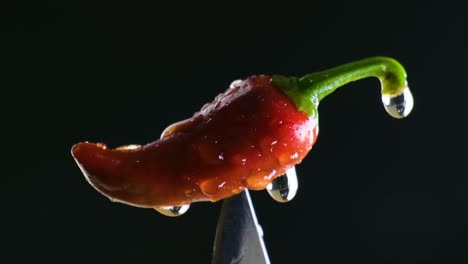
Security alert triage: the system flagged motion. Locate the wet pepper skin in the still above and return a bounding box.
[72,75,318,208]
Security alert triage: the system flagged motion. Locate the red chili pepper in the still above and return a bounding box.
[72,57,413,216]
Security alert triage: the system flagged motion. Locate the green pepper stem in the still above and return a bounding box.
[300,56,407,101]
[272,57,409,117]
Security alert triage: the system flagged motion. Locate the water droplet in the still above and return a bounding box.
[257,224,264,237]
[115,144,141,150]
[154,204,190,217]
[184,188,196,197]
[229,79,242,88]
[200,178,221,196]
[246,169,276,190]
[231,186,244,194]
[201,102,210,110]
[381,87,414,119]
[266,166,298,203]
[160,116,203,138]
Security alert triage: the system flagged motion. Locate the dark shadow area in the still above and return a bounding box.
[4,1,467,263]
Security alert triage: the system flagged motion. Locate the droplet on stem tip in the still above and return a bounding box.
[381,87,414,119]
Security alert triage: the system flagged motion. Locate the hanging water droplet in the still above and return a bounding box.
[154,204,190,217]
[266,166,298,203]
[381,87,414,118]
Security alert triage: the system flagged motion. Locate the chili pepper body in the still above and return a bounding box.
[72,75,318,208]
[72,57,413,213]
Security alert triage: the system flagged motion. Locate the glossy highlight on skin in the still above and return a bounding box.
[72,76,318,208]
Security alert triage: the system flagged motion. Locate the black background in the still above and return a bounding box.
[4,1,468,263]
